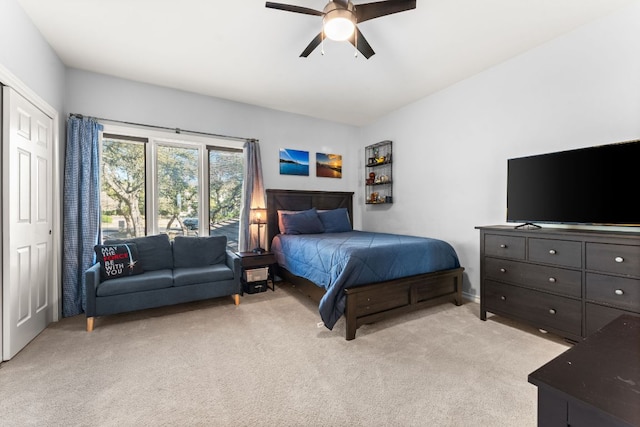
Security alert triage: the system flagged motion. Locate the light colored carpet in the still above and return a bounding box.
[0,283,569,426]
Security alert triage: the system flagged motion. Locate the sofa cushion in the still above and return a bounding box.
[173,236,227,268]
[173,265,234,287]
[94,243,144,280]
[105,234,173,271]
[96,269,174,297]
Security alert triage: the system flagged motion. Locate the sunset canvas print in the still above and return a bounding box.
[316,153,342,178]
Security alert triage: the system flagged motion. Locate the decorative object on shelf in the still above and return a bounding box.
[279,148,309,176]
[316,152,342,178]
[365,140,393,204]
[250,208,267,253]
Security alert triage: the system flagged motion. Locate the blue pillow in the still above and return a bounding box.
[281,208,325,235]
[318,208,352,233]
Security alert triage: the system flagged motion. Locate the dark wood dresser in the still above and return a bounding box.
[528,314,640,427]
[476,225,640,340]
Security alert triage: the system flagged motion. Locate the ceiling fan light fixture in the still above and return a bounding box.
[323,4,356,41]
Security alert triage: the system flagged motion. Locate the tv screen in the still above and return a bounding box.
[507,140,640,226]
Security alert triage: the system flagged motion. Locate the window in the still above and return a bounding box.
[208,147,243,251]
[100,134,147,240]
[99,126,244,248]
[156,144,200,239]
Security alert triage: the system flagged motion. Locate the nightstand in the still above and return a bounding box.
[237,251,276,293]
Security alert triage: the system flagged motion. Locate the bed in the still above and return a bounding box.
[266,189,465,340]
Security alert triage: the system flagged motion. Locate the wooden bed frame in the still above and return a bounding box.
[266,189,464,340]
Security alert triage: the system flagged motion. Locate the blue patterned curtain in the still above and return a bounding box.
[62,116,102,317]
[239,140,266,252]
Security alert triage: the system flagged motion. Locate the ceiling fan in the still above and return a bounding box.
[265,0,417,59]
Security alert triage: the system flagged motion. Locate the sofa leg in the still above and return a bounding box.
[233,294,240,305]
[87,317,95,332]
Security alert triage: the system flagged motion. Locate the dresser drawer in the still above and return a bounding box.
[528,238,582,268]
[484,280,582,336]
[586,243,640,277]
[585,273,640,312]
[484,234,525,260]
[484,257,581,298]
[585,303,639,337]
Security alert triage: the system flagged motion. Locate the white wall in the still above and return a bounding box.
[359,3,640,299]
[65,69,361,227]
[0,0,66,112]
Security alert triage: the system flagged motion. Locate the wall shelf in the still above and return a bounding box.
[365,140,393,205]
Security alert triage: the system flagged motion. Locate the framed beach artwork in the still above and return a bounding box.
[316,153,342,178]
[279,148,309,176]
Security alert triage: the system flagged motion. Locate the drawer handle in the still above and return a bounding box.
[499,268,506,273]
[500,295,506,301]
[548,277,556,283]
[615,289,624,296]
[500,244,507,249]
[548,309,556,315]
[615,256,624,263]
[549,249,556,255]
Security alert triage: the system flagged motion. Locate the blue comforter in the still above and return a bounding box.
[271,231,460,329]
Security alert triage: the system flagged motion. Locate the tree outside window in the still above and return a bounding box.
[100,136,146,239]
[100,130,244,248]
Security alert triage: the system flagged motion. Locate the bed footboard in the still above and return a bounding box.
[343,267,464,340]
[281,266,464,340]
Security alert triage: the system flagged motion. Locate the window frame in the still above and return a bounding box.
[99,123,244,239]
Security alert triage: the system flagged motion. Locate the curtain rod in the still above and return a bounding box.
[69,113,258,143]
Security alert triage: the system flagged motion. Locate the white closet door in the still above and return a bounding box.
[2,86,53,360]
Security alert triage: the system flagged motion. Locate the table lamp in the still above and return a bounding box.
[250,208,267,253]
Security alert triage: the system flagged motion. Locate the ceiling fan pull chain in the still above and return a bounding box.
[354,25,358,58]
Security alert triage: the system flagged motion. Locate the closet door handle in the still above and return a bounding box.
[500,295,507,301]
[500,244,507,249]
[548,309,556,315]
[499,268,506,273]
[549,249,557,255]
[615,256,624,263]
[548,277,556,283]
[615,289,624,296]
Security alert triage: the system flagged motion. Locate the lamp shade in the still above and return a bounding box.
[323,2,356,41]
[250,208,267,224]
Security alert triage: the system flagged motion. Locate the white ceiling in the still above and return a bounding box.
[18,0,635,126]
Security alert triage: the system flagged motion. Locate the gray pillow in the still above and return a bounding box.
[105,234,173,271]
[173,235,227,268]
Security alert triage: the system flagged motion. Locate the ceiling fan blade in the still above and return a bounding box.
[349,27,375,59]
[265,2,323,16]
[300,32,324,57]
[355,0,416,23]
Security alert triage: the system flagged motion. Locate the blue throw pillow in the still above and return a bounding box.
[318,208,352,233]
[281,208,325,235]
[173,235,227,268]
[94,243,144,280]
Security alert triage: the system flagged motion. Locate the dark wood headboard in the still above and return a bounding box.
[265,189,354,249]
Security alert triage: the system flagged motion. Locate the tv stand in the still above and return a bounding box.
[514,222,541,229]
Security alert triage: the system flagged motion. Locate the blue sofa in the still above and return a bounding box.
[85,234,241,331]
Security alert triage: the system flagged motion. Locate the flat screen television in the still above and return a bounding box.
[506,140,640,227]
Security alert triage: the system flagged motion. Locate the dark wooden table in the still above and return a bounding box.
[528,314,640,427]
